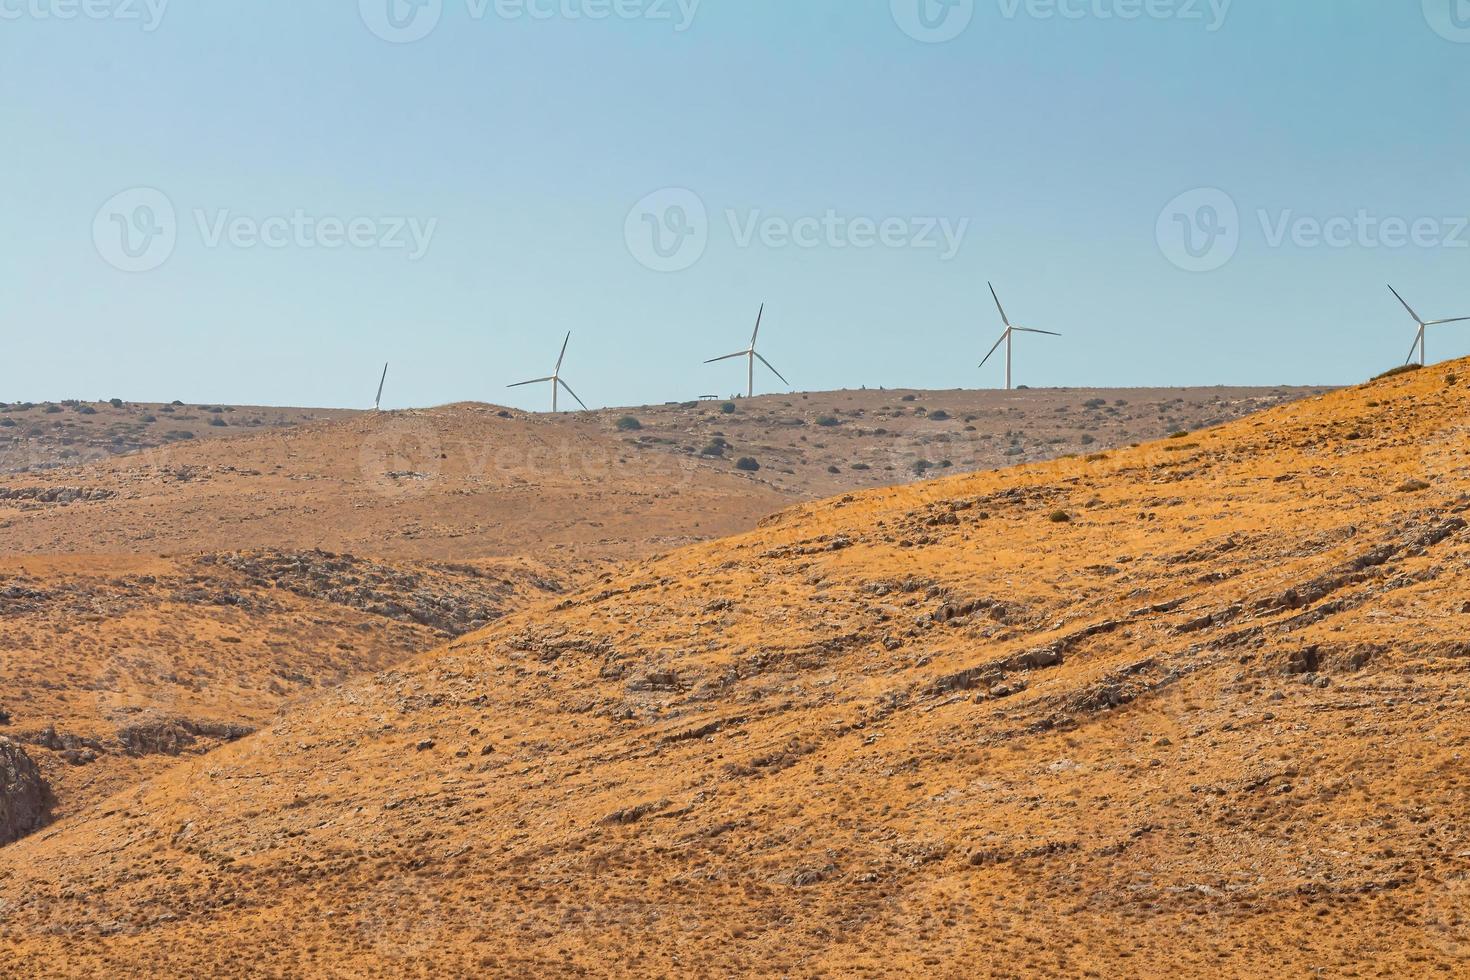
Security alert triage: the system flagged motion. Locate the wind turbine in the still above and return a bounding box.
[1388,285,1470,367]
[508,332,589,412]
[373,363,388,412]
[705,304,789,398]
[980,282,1061,391]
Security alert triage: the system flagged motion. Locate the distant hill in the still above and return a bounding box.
[2,367,1464,975]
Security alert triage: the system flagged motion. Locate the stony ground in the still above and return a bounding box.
[0,368,1462,976]
[0,401,352,475]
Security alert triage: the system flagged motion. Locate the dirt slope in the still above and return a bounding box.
[0,401,353,475]
[0,405,783,562]
[0,552,562,823]
[0,367,1462,976]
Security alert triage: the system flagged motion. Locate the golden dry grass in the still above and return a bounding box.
[1,366,1464,976]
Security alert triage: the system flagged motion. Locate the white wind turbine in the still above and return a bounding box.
[980,282,1061,391]
[705,304,789,398]
[1389,285,1470,367]
[508,333,589,413]
[373,363,388,412]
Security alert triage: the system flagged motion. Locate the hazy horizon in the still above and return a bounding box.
[4,1,1467,410]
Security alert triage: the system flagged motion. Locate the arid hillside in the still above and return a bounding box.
[0,387,1324,825]
[0,404,784,562]
[0,365,1463,976]
[0,552,561,826]
[0,401,353,475]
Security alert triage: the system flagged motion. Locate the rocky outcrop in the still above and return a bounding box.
[0,739,51,846]
[0,487,116,505]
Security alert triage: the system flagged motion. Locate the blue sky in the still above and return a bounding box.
[2,1,1468,410]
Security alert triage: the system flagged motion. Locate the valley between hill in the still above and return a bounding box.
[0,370,1463,976]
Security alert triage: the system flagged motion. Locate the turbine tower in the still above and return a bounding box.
[373,363,388,412]
[980,282,1061,391]
[706,304,789,399]
[508,332,589,412]
[1389,285,1470,367]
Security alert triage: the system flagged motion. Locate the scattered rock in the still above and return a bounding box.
[0,738,51,846]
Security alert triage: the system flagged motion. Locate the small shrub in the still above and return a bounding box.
[851,463,871,471]
[901,394,917,402]
[827,465,841,474]
[929,410,951,421]
[209,417,227,427]
[1049,510,1072,523]
[815,416,840,427]
[720,402,737,415]
[108,398,124,408]
[1396,479,1431,493]
[615,416,642,432]
[1169,430,1189,439]
[1374,364,1422,381]
[76,405,98,415]
[735,457,760,472]
[44,405,62,414]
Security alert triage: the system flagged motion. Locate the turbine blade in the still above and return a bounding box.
[979,331,1008,368]
[751,304,764,347]
[988,282,1010,327]
[556,332,571,372]
[754,352,789,386]
[508,377,554,388]
[1388,285,1424,325]
[558,378,589,411]
[705,352,747,364]
[1012,328,1062,337]
[375,363,389,406]
[1407,328,1425,365]
[1425,316,1470,326]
